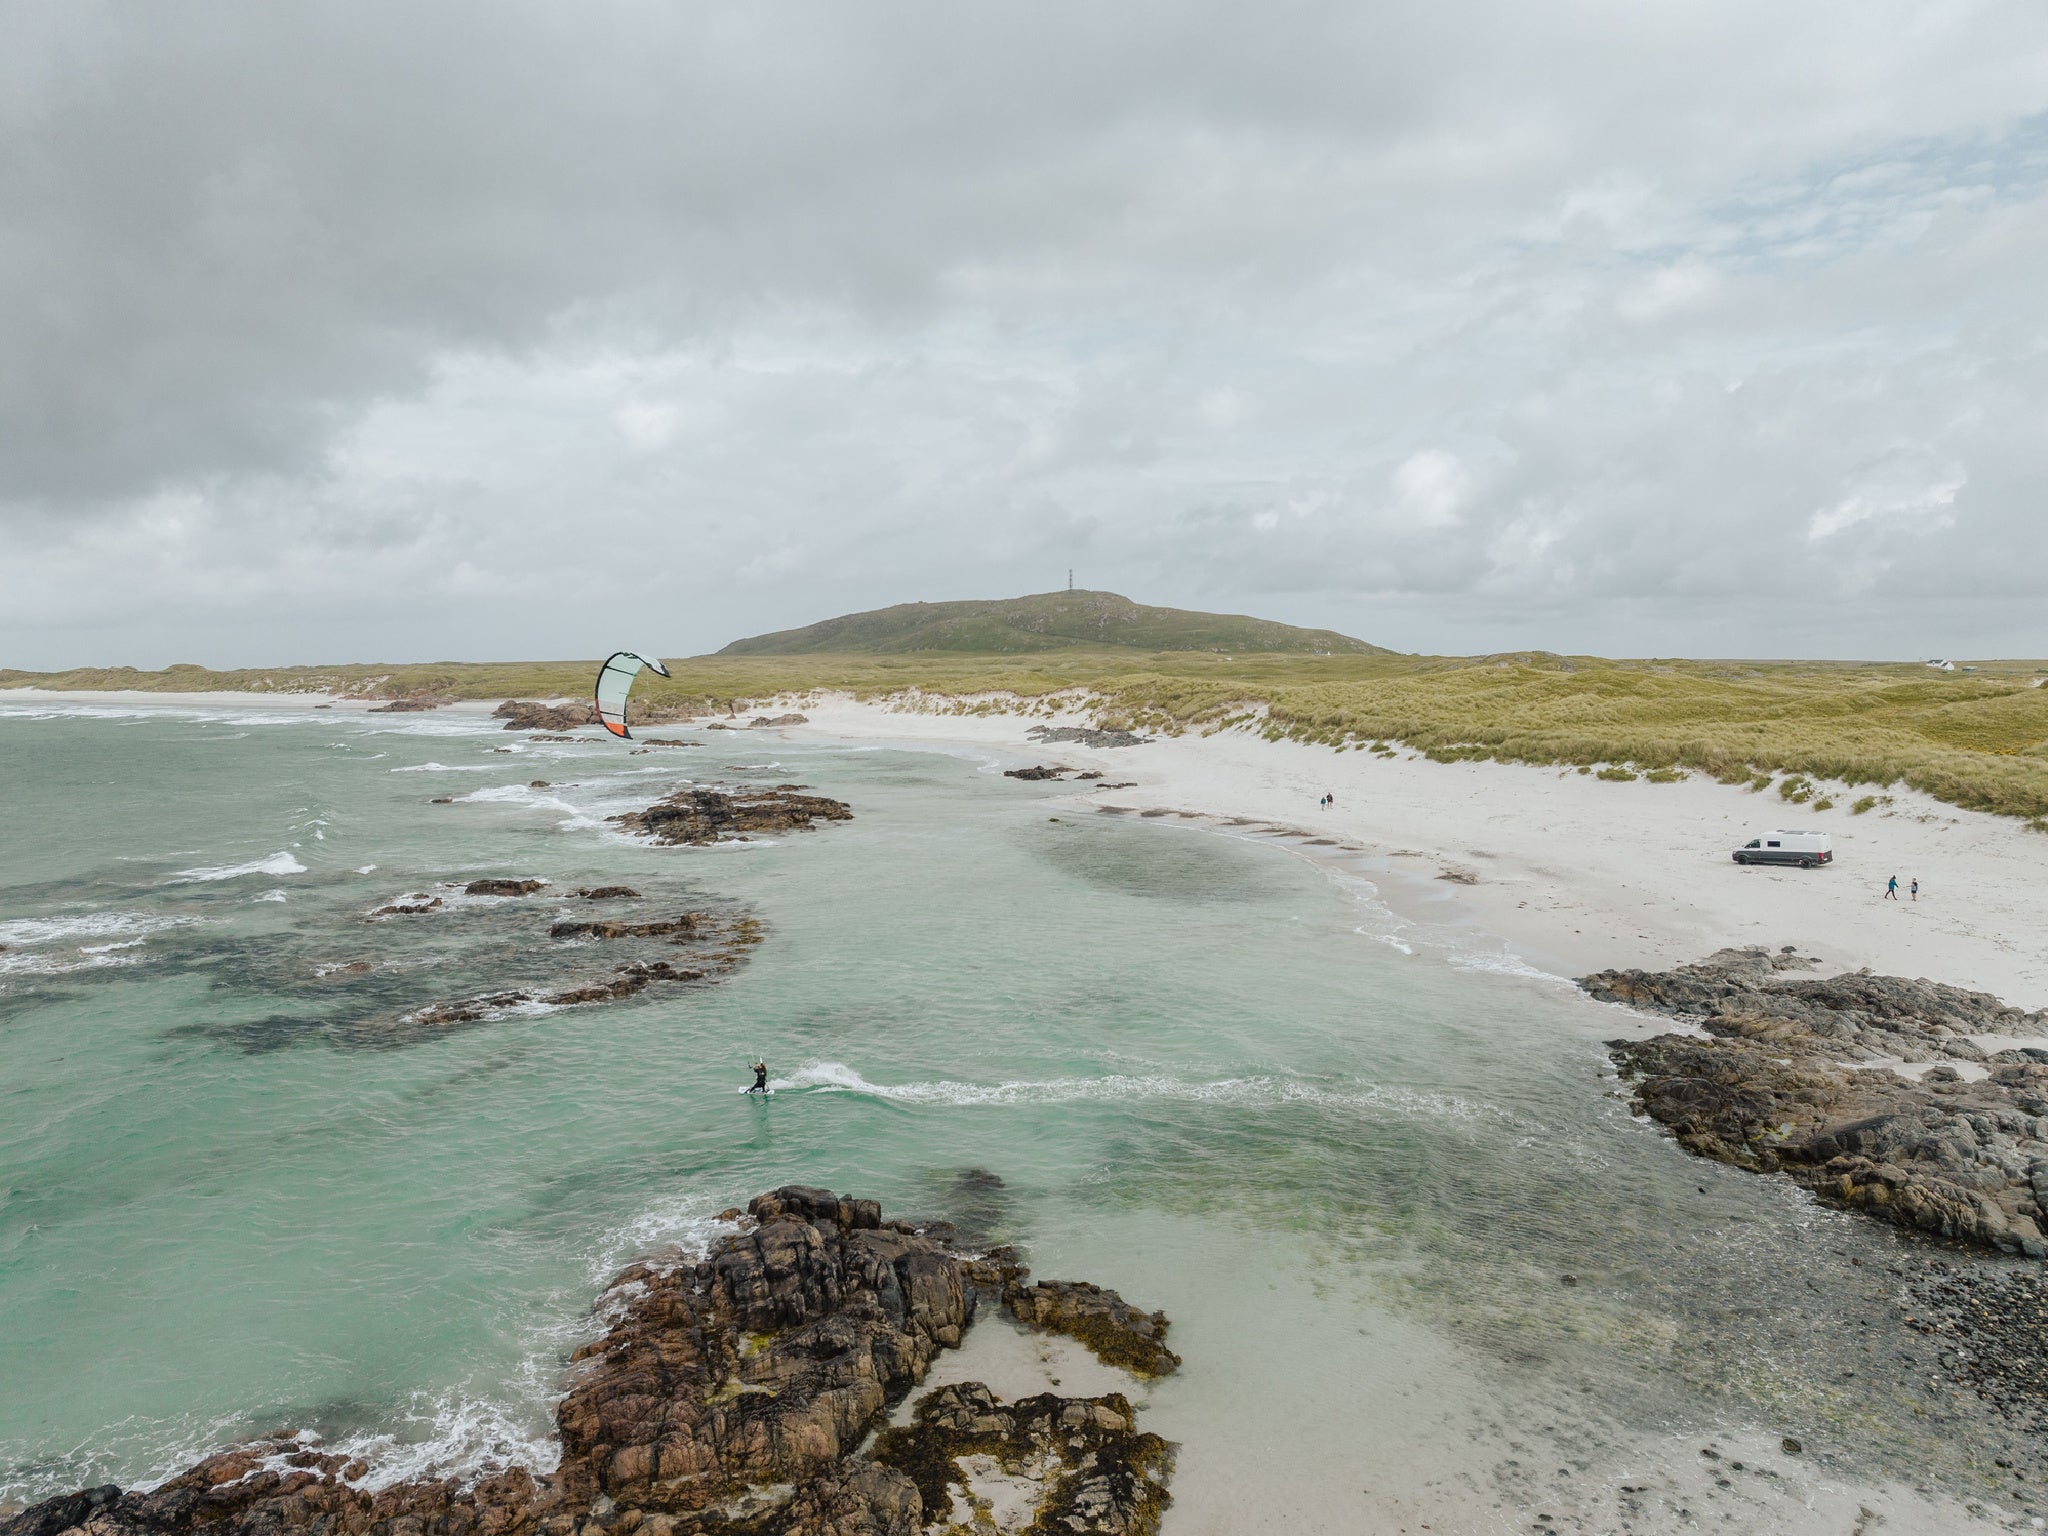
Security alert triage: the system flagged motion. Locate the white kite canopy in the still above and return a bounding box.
[594,651,672,739]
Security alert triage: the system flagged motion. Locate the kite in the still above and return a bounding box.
[594,651,671,739]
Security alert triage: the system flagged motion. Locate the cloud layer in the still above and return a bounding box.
[5,0,2045,665]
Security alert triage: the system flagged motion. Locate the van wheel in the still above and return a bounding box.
[1734,854,1748,865]
[1802,857,1816,869]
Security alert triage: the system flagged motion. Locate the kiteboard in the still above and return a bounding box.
[738,1087,775,1097]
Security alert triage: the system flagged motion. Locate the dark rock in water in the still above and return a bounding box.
[550,914,702,940]
[528,733,579,742]
[0,1187,1175,1536]
[494,699,597,732]
[611,787,853,846]
[367,691,451,713]
[577,886,640,900]
[1003,765,1069,781]
[528,779,550,789]
[429,796,454,804]
[369,896,442,917]
[639,738,699,747]
[1588,947,2048,1257]
[873,1382,1173,1536]
[1027,725,1150,749]
[465,878,547,897]
[1005,1280,1181,1377]
[750,712,809,727]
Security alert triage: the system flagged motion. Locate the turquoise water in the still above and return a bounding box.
[0,702,2025,1529]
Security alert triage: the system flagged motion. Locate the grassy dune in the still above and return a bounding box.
[6,650,2047,822]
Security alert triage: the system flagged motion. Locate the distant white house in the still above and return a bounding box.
[1925,658,1956,671]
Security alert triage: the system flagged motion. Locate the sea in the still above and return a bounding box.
[0,699,2034,1533]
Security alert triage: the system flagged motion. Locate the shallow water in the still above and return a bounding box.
[0,702,2033,1530]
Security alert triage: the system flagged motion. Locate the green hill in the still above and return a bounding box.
[717,590,1389,656]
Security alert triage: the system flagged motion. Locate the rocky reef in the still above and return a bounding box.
[872,1384,1170,1535]
[1588,946,2048,1256]
[610,787,853,847]
[1003,1282,1179,1378]
[494,700,598,732]
[0,1187,1176,1536]
[1024,726,1149,750]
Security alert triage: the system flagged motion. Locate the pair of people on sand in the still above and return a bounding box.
[1319,792,1335,809]
[1884,876,1920,901]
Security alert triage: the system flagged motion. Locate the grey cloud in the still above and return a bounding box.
[3,1,2046,664]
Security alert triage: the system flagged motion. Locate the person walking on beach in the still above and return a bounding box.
[1911,878,1920,901]
[1885,875,1900,901]
[748,1060,769,1095]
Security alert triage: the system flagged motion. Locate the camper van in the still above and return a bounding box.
[1734,830,1833,868]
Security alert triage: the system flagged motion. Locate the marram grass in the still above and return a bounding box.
[6,649,2046,822]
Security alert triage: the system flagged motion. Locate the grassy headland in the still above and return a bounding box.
[6,589,2045,822]
[7,649,2047,822]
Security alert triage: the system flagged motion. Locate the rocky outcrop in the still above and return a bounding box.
[548,914,703,940]
[494,700,596,732]
[367,692,452,713]
[1583,945,2046,1064]
[873,1383,1173,1536]
[1003,1282,1180,1377]
[1026,726,1149,750]
[1589,947,2048,1257]
[576,886,640,900]
[1,1188,1177,1536]
[368,896,441,917]
[611,788,853,846]
[1002,765,1070,781]
[465,878,547,897]
[750,714,808,727]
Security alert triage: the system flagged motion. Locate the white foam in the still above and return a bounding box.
[168,851,307,883]
[0,945,146,976]
[326,1387,562,1493]
[1444,946,1570,984]
[356,865,378,874]
[390,762,497,773]
[253,889,289,903]
[0,911,190,946]
[770,1060,1507,1122]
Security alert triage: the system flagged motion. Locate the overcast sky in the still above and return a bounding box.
[5,2,2045,668]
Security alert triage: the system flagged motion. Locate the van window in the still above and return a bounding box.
[1745,840,1760,848]
[1766,840,1780,848]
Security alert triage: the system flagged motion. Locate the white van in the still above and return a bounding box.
[1734,830,1833,868]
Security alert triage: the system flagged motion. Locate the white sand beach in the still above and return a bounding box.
[11,684,2045,1008]
[792,694,2048,1012]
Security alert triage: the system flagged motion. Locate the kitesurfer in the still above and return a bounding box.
[748,1060,769,1095]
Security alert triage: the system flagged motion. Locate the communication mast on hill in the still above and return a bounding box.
[1067,569,1074,592]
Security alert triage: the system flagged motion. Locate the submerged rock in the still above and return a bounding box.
[1025,725,1150,750]
[465,877,547,897]
[873,1381,1173,1536]
[1002,765,1069,781]
[367,692,452,713]
[611,787,853,847]
[1,1187,1177,1536]
[494,699,597,732]
[1588,947,2048,1257]
[1004,1281,1180,1377]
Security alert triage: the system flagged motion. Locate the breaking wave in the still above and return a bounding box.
[168,852,307,883]
[769,1060,1506,1122]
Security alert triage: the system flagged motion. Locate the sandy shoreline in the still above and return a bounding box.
[10,684,2048,1533]
[10,683,2046,1009]
[788,695,2048,1011]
